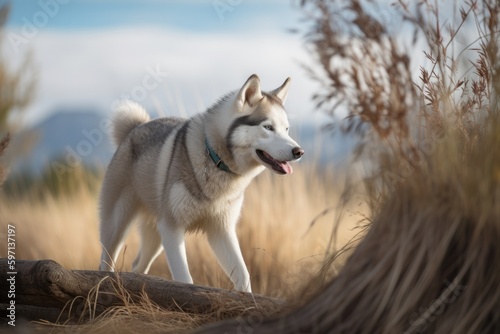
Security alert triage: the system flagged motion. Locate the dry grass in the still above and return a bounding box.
[31,273,283,334]
[5,0,499,332]
[0,133,10,185]
[203,115,500,334]
[191,0,500,332]
[0,164,361,332]
[0,164,359,289]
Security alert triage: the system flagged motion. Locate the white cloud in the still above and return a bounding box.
[4,26,322,127]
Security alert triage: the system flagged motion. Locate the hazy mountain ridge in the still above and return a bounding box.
[13,110,115,175]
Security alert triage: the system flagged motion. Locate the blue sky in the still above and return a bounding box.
[2,0,463,130]
[6,0,303,32]
[4,0,321,127]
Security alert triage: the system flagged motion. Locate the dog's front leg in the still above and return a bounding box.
[207,227,251,292]
[158,220,193,284]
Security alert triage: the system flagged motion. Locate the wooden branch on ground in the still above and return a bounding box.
[0,259,283,325]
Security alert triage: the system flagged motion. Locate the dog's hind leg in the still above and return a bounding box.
[99,193,138,271]
[131,220,163,274]
[158,218,193,284]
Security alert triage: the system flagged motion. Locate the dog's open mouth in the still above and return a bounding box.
[256,150,293,175]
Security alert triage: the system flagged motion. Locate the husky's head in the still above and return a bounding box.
[224,74,304,175]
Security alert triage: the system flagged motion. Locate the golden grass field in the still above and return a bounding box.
[0,164,362,298]
[3,1,498,332]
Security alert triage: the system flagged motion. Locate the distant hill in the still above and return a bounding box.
[12,110,115,175]
[11,110,355,177]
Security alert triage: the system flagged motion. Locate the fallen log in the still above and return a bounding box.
[0,259,283,325]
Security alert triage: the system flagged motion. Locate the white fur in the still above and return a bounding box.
[99,75,303,293]
[111,100,150,146]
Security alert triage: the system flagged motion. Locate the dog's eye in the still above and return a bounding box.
[263,125,274,131]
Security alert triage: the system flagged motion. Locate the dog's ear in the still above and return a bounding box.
[270,77,291,105]
[236,74,263,110]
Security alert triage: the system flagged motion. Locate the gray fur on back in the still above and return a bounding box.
[129,117,185,162]
[101,116,186,218]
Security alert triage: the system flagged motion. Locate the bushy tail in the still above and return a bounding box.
[112,100,151,146]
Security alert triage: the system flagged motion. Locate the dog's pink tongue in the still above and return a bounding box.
[279,161,293,174]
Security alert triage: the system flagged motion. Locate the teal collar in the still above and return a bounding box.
[205,138,233,174]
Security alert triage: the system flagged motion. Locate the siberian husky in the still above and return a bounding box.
[99,74,304,292]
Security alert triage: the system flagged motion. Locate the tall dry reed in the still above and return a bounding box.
[197,0,500,333]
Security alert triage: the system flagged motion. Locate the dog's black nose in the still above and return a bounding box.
[292,147,304,159]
